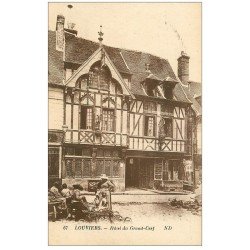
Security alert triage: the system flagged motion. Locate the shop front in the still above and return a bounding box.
[125,151,189,192]
[62,145,126,192]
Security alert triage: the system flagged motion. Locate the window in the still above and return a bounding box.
[168,160,180,181]
[80,106,93,130]
[102,109,114,131]
[145,84,155,96]
[89,67,99,88]
[154,159,163,180]
[48,148,59,177]
[145,116,155,136]
[88,62,111,90]
[164,85,174,99]
[93,149,121,177]
[99,67,110,90]
[80,78,88,90]
[163,118,173,138]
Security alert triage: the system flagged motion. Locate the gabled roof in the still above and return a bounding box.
[65,46,133,97]
[48,30,191,103]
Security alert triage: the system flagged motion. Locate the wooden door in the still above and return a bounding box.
[139,159,154,189]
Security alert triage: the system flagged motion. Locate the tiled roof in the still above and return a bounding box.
[48,30,191,103]
[65,32,130,74]
[188,81,202,98]
[182,84,202,115]
[48,31,64,85]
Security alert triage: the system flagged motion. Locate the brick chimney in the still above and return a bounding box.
[178,51,190,85]
[56,14,65,52]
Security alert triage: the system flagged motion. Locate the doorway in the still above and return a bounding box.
[125,158,154,189]
[139,158,154,189]
[125,158,139,188]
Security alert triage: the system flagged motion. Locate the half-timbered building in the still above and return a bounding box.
[48,14,196,192]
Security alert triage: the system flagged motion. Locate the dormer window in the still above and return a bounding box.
[144,83,161,97]
[145,84,155,96]
[161,78,178,99]
[164,85,174,99]
[76,61,123,94]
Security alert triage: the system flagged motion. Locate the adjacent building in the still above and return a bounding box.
[48,15,200,192]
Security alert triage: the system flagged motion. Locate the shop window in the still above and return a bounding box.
[65,147,74,155]
[104,160,112,176]
[102,109,114,131]
[113,161,120,177]
[82,148,91,157]
[104,149,112,157]
[154,159,163,180]
[97,149,104,157]
[83,159,91,177]
[94,149,121,177]
[113,150,119,158]
[75,159,82,178]
[75,148,82,156]
[96,160,104,176]
[65,159,74,178]
[144,116,155,136]
[162,161,168,181]
[168,160,179,181]
[48,148,59,177]
[80,106,93,130]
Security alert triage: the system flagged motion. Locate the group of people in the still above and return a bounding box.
[48,174,115,220]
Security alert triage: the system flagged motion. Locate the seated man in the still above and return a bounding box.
[50,182,62,199]
[49,182,67,217]
[61,183,71,198]
[72,184,89,211]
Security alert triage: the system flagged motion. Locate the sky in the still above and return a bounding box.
[48,3,201,83]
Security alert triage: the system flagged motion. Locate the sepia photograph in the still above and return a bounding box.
[48,2,202,245]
